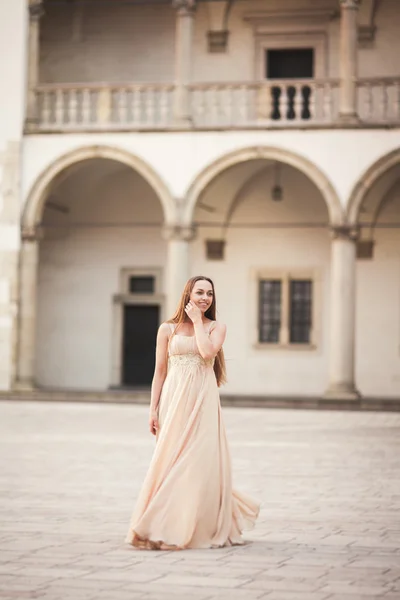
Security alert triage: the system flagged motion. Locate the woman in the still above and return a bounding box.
[126,276,260,550]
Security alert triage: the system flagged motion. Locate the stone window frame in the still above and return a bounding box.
[243,10,333,81]
[251,267,322,351]
[110,267,165,388]
[255,32,328,81]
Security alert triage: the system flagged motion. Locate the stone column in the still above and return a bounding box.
[339,0,360,123]
[15,227,40,390]
[163,225,195,317]
[325,226,360,400]
[26,0,44,129]
[173,0,196,126]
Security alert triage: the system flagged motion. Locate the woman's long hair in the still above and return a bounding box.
[168,275,227,387]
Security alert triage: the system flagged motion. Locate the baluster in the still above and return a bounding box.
[311,83,319,121]
[146,88,155,126]
[159,87,169,126]
[363,83,372,122]
[308,83,316,121]
[82,88,91,125]
[293,84,302,121]
[323,82,333,122]
[69,88,78,127]
[210,86,218,125]
[119,88,130,126]
[199,88,207,127]
[132,87,142,126]
[239,85,249,124]
[225,85,233,126]
[97,87,111,125]
[280,85,288,123]
[41,91,51,127]
[394,81,400,123]
[55,89,64,126]
[381,81,388,122]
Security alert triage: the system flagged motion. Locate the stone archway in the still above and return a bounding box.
[22,145,176,232]
[16,145,176,390]
[183,146,344,227]
[347,148,400,226]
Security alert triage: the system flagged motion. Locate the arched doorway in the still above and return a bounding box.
[347,150,400,397]
[17,147,175,391]
[183,147,345,397]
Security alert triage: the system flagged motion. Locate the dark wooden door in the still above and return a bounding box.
[122,305,159,387]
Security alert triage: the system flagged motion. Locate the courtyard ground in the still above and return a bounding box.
[0,400,399,600]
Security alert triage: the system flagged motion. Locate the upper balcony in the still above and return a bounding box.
[26,0,400,133]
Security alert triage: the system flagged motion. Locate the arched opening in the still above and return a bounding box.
[19,148,174,391]
[185,148,342,398]
[347,151,400,397]
[184,146,343,226]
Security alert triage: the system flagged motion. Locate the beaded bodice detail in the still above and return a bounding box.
[168,352,214,368]
[168,325,215,369]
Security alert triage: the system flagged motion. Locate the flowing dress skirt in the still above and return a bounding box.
[126,341,260,550]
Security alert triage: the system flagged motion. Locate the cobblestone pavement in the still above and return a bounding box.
[0,401,400,600]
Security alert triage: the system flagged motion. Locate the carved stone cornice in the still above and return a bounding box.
[29,1,44,20]
[330,225,359,242]
[173,0,196,17]
[339,0,361,10]
[162,225,196,242]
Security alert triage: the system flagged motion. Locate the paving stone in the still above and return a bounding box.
[0,401,400,600]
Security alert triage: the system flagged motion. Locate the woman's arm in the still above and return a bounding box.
[185,301,226,360]
[149,322,170,435]
[193,320,226,360]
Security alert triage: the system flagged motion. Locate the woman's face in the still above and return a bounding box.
[189,279,214,314]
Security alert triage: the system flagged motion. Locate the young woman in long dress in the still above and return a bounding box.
[126,276,260,550]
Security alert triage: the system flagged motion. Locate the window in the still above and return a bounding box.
[259,280,282,343]
[267,49,314,79]
[129,276,155,295]
[258,274,314,346]
[266,48,314,121]
[289,280,312,344]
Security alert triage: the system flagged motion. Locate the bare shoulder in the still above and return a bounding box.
[211,320,227,334]
[158,322,172,337]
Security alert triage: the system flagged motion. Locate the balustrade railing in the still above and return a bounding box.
[189,79,340,126]
[33,78,400,132]
[358,78,400,124]
[36,83,174,130]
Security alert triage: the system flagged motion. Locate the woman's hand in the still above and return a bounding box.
[149,410,159,436]
[185,300,202,324]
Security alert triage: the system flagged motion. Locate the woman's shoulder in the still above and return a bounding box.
[208,319,226,333]
[159,322,175,335]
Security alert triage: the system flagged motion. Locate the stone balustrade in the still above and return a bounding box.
[32,77,400,131]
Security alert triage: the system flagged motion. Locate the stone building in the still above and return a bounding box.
[0,0,399,400]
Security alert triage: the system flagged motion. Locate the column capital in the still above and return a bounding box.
[163,224,196,242]
[21,226,42,242]
[330,225,359,241]
[339,0,361,9]
[28,1,44,20]
[173,0,196,16]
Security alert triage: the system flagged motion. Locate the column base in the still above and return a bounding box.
[13,379,36,392]
[324,383,361,401]
[337,113,361,126]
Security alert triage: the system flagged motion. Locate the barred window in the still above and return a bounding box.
[258,275,313,346]
[259,280,282,343]
[289,280,312,344]
[129,276,155,294]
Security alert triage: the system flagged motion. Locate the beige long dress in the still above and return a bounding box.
[126,322,260,550]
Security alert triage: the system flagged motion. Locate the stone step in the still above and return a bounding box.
[0,389,400,412]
